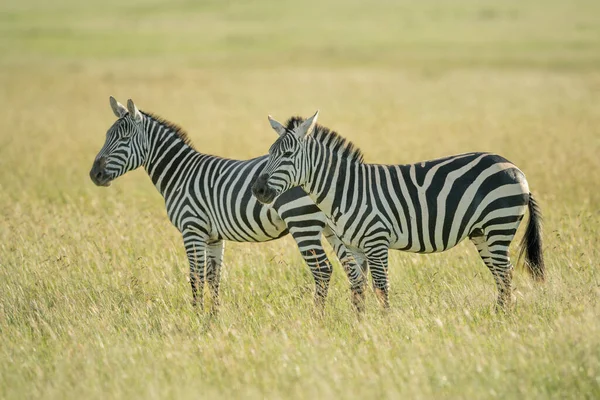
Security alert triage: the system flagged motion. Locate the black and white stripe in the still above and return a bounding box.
[90,98,362,312]
[252,112,545,309]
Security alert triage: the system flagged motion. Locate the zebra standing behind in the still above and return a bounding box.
[252,111,545,310]
[90,98,363,313]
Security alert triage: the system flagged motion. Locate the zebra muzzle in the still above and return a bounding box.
[90,157,112,187]
[252,174,276,204]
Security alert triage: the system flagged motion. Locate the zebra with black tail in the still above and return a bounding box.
[90,98,363,313]
[252,111,545,310]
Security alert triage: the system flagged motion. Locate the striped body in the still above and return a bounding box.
[253,114,545,310]
[153,151,315,243]
[321,152,529,254]
[91,99,360,312]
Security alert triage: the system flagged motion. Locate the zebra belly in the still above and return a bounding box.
[169,192,288,243]
[388,233,466,253]
[211,203,288,243]
[386,195,529,254]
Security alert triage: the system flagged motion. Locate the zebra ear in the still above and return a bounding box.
[268,115,287,136]
[110,96,127,118]
[126,99,143,123]
[294,110,319,139]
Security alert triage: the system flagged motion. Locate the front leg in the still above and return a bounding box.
[288,226,333,313]
[323,227,368,313]
[206,240,224,315]
[366,246,390,309]
[182,228,208,309]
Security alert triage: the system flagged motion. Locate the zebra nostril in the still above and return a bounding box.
[252,182,266,199]
[95,170,103,180]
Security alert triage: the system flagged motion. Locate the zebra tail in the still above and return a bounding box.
[519,192,545,282]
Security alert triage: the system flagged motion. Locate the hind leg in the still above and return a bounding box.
[470,231,515,310]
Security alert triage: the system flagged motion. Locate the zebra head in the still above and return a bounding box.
[252,110,319,204]
[90,97,148,187]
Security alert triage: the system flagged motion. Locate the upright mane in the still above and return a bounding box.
[285,116,364,163]
[142,111,195,148]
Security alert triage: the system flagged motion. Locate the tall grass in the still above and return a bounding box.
[1,0,599,398]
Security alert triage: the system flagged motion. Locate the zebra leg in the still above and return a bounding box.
[470,232,515,310]
[288,227,333,312]
[366,247,390,309]
[183,229,208,309]
[206,240,224,316]
[323,227,367,312]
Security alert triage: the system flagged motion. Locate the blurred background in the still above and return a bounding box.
[2,0,599,199]
[1,0,599,398]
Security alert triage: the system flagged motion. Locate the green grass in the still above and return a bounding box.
[1,0,599,398]
[1,0,600,69]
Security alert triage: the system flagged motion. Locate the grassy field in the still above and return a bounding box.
[1,0,599,398]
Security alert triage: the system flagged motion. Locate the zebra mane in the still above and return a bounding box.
[284,116,364,163]
[142,111,195,148]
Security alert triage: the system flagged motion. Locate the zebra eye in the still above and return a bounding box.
[119,136,130,142]
[282,151,294,158]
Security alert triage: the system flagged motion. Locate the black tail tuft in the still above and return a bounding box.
[519,193,545,282]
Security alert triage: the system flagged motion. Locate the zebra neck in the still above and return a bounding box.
[142,122,199,197]
[304,145,357,218]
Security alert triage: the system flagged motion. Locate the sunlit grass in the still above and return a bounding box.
[1,0,599,398]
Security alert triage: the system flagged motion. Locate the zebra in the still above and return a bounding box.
[89,98,363,313]
[252,111,545,310]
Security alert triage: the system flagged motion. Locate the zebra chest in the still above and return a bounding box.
[324,207,348,240]
[203,199,286,242]
[164,196,217,238]
[326,205,395,247]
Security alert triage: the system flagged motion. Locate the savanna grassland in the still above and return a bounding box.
[1,0,599,398]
